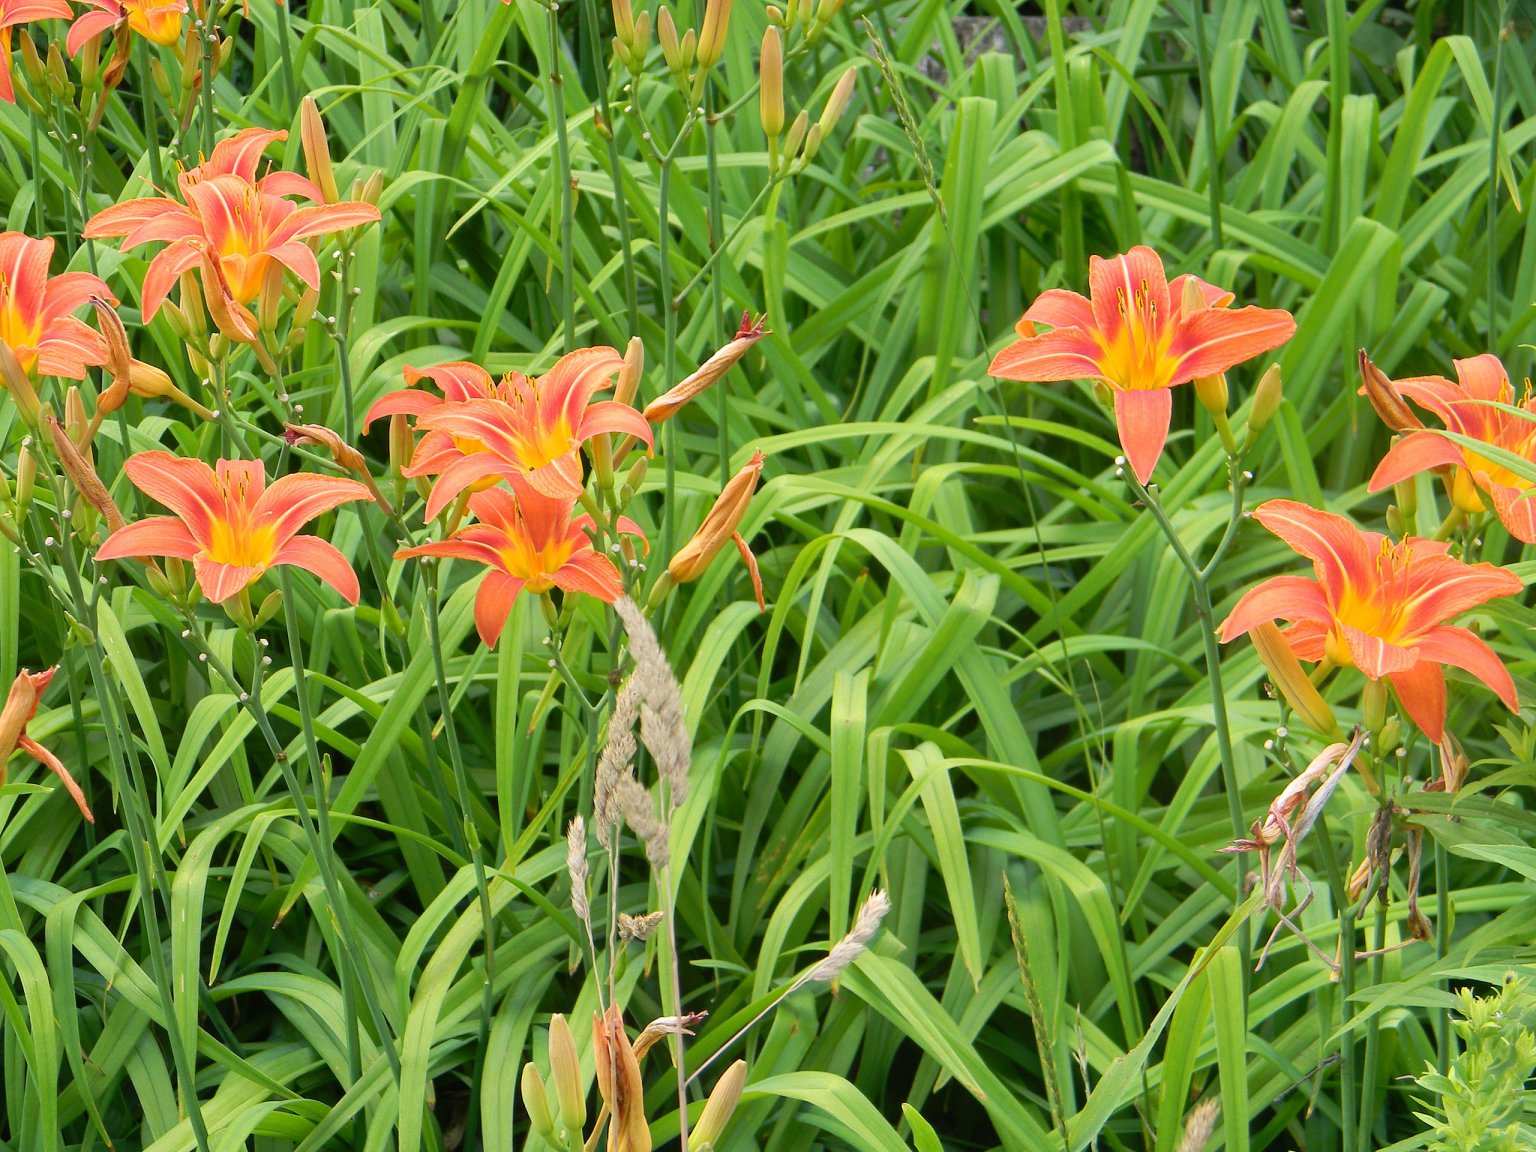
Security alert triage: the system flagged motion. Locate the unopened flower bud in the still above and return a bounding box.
[811,0,844,31]
[759,27,783,140]
[1193,373,1228,415]
[389,413,414,477]
[689,1060,747,1151]
[1393,477,1417,520]
[818,66,857,139]
[353,169,384,207]
[1248,363,1283,435]
[612,0,636,50]
[657,6,683,72]
[0,340,41,424]
[616,336,644,406]
[629,11,652,71]
[15,444,37,512]
[1250,621,1339,739]
[796,123,822,168]
[300,95,341,204]
[520,1064,557,1142]
[546,1014,585,1134]
[765,3,783,21]
[678,26,696,69]
[697,0,731,69]
[45,42,71,99]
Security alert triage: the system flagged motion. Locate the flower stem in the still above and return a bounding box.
[421,560,498,1146]
[1316,809,1357,1152]
[1131,475,1251,975]
[183,614,403,1081]
[548,0,576,348]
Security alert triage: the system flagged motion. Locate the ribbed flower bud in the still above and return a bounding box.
[759,27,783,140]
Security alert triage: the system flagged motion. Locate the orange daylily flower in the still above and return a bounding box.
[0,231,117,380]
[84,128,376,337]
[1365,354,1536,543]
[988,245,1296,483]
[367,348,654,520]
[395,476,642,647]
[1,668,93,822]
[0,1,69,104]
[1218,499,1521,742]
[67,0,186,53]
[97,451,370,604]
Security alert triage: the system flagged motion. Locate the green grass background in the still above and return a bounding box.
[1,0,1534,1149]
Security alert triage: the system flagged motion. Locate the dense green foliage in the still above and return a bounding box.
[1,1,1534,1150]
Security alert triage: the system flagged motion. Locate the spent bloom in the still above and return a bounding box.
[97,451,370,604]
[372,348,653,519]
[84,127,378,339]
[67,0,186,53]
[667,448,767,608]
[1,668,93,822]
[988,246,1296,483]
[394,477,642,647]
[1218,499,1521,742]
[1365,354,1536,544]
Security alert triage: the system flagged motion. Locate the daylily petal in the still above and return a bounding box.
[1485,482,1536,545]
[123,451,223,543]
[1342,625,1417,678]
[423,454,512,521]
[363,387,442,431]
[1019,288,1094,332]
[403,361,496,401]
[271,534,361,604]
[1217,574,1331,642]
[1113,386,1172,484]
[1398,552,1523,633]
[17,734,93,823]
[473,571,525,647]
[1414,624,1519,713]
[192,555,264,603]
[1251,500,1373,606]
[95,516,200,561]
[988,327,1102,382]
[1088,245,1169,341]
[1167,305,1296,384]
[1367,431,1464,491]
[576,399,654,444]
[1452,354,1510,404]
[253,473,370,546]
[1388,660,1447,743]
[554,549,624,602]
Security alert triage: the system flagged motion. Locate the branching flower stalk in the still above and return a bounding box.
[18,478,216,1152]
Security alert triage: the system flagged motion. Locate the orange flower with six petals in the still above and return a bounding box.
[1366,354,1536,543]
[84,129,377,337]
[988,245,1296,483]
[1,668,93,822]
[395,476,642,647]
[97,451,370,604]
[368,348,653,520]
[0,231,117,380]
[1218,499,1521,742]
[67,0,186,53]
[0,1,70,104]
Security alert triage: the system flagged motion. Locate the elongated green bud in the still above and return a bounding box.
[759,27,783,140]
[521,1063,558,1142]
[688,1060,748,1150]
